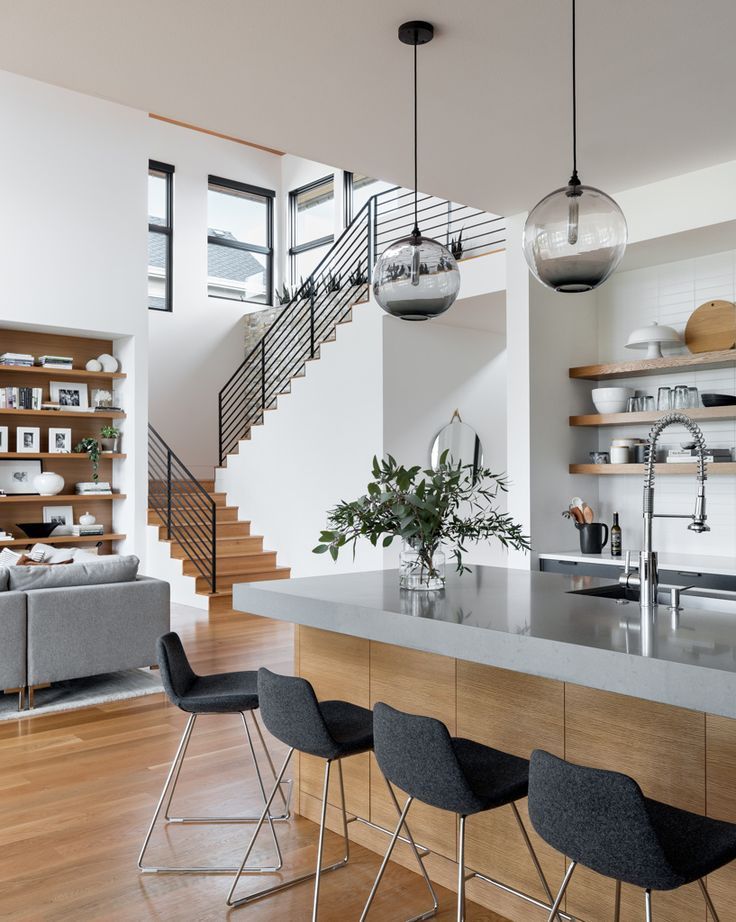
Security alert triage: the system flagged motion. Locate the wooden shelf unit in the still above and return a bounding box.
[0,328,126,551]
[0,533,126,547]
[570,406,736,427]
[570,463,736,475]
[569,349,736,381]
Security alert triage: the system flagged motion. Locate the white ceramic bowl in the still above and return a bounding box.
[591,386,634,414]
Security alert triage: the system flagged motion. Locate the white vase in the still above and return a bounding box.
[97,353,119,373]
[85,359,103,372]
[33,472,64,496]
[79,512,96,526]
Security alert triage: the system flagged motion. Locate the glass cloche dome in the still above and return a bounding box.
[523,183,627,293]
[373,232,461,321]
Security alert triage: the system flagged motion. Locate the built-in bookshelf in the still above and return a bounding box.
[0,329,127,553]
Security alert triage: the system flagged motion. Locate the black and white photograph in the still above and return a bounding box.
[0,426,7,454]
[0,459,42,494]
[48,427,72,454]
[49,381,88,411]
[42,505,74,527]
[16,426,40,453]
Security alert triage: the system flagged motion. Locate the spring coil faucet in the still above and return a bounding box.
[620,412,709,611]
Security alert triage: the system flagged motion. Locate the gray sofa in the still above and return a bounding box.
[0,560,170,710]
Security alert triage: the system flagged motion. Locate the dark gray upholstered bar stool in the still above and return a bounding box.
[528,750,736,921]
[138,632,290,874]
[227,669,433,920]
[362,702,555,922]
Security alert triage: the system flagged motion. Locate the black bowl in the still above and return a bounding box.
[16,522,59,539]
[701,393,736,407]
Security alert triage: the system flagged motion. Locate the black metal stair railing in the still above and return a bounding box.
[218,187,505,464]
[148,424,217,593]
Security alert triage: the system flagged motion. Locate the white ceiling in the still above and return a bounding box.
[1,0,735,216]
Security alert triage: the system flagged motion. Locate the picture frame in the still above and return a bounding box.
[0,426,8,453]
[50,381,88,411]
[48,428,72,454]
[42,505,74,527]
[16,427,40,453]
[0,459,42,494]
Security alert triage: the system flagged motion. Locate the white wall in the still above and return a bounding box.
[146,119,283,478]
[0,70,149,559]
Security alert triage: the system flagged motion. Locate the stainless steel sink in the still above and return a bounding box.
[569,585,639,602]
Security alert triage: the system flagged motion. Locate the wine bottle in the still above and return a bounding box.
[611,512,622,558]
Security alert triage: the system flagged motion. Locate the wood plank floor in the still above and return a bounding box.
[0,604,507,921]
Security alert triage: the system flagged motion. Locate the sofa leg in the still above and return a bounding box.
[4,687,25,710]
[150,664,160,670]
[27,684,50,709]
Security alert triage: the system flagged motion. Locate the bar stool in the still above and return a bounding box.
[227,669,434,920]
[528,749,736,921]
[362,702,554,922]
[138,632,290,874]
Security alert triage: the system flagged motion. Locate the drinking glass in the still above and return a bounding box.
[626,397,638,413]
[688,387,700,409]
[657,387,671,411]
[674,385,689,410]
[644,396,655,411]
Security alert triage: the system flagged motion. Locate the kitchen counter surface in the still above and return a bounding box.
[539,549,736,576]
[234,565,736,719]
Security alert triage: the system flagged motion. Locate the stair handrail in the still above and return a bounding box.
[218,187,505,463]
[148,424,217,593]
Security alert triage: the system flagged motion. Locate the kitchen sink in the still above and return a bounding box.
[569,584,639,602]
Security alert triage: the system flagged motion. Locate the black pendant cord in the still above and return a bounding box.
[569,0,580,190]
[412,36,420,238]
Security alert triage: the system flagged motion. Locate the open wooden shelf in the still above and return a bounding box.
[0,493,126,503]
[0,364,125,380]
[569,349,736,381]
[0,533,126,547]
[570,406,736,427]
[570,463,736,475]
[0,408,125,419]
[0,452,126,460]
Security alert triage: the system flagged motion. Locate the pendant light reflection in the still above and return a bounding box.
[523,1,627,293]
[373,21,460,321]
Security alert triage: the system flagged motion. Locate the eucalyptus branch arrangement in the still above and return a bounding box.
[314,452,530,578]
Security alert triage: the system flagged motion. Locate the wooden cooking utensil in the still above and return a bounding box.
[569,505,585,524]
[582,504,594,523]
[685,300,736,354]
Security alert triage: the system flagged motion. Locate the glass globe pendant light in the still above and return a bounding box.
[373,21,460,321]
[523,0,627,293]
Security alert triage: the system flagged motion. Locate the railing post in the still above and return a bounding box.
[211,498,217,594]
[310,294,316,358]
[261,338,266,414]
[367,197,376,283]
[166,448,172,541]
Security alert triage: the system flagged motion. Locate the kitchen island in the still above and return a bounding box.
[234,567,736,922]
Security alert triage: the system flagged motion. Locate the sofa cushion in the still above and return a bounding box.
[8,555,139,591]
[0,566,9,591]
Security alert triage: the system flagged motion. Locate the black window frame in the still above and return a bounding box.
[289,175,335,285]
[148,159,174,312]
[344,171,382,225]
[207,175,275,306]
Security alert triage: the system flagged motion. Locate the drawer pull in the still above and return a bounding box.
[677,571,702,578]
[558,560,578,566]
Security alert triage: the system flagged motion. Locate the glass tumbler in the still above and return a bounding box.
[674,385,689,410]
[688,387,700,409]
[644,396,655,412]
[657,387,671,411]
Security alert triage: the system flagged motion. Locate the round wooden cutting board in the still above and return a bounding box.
[685,300,736,353]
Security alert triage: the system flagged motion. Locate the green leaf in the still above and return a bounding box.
[312,544,329,554]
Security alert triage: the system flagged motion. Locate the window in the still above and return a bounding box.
[289,176,335,285]
[207,176,274,304]
[148,160,174,311]
[344,172,395,224]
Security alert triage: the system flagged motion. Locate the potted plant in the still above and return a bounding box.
[100,424,121,453]
[314,453,530,590]
[75,436,101,482]
[450,227,464,260]
[276,283,293,306]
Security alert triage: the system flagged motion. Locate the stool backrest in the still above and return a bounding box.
[373,702,484,815]
[157,632,197,707]
[257,668,338,759]
[528,750,682,889]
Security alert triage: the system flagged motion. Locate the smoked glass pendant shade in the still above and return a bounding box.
[523,183,628,293]
[373,234,460,321]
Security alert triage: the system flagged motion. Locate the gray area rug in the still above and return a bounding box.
[0,668,163,720]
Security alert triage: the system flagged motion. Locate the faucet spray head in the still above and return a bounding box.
[688,483,709,533]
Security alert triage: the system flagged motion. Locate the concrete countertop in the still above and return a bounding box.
[233,566,736,720]
[539,550,736,576]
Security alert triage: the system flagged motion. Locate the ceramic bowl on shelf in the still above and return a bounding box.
[16,522,58,539]
[591,387,634,414]
[701,393,736,407]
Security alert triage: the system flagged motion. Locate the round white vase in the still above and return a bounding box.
[85,358,103,372]
[97,353,119,373]
[79,512,96,526]
[33,472,65,496]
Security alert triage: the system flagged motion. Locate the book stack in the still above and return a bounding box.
[0,352,34,368]
[0,386,43,409]
[37,354,73,370]
[75,481,112,495]
[71,523,105,536]
[666,448,733,463]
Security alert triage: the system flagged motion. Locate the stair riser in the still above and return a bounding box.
[148,506,241,526]
[183,553,277,577]
[169,536,264,558]
[150,521,252,540]
[196,570,288,592]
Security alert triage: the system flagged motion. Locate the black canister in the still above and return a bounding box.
[576,522,610,554]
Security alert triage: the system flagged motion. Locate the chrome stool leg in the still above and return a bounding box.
[361,796,415,921]
[547,861,577,922]
[510,801,554,904]
[457,815,467,922]
[644,888,653,922]
[227,752,351,915]
[613,880,621,922]
[698,879,721,922]
[138,712,282,873]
